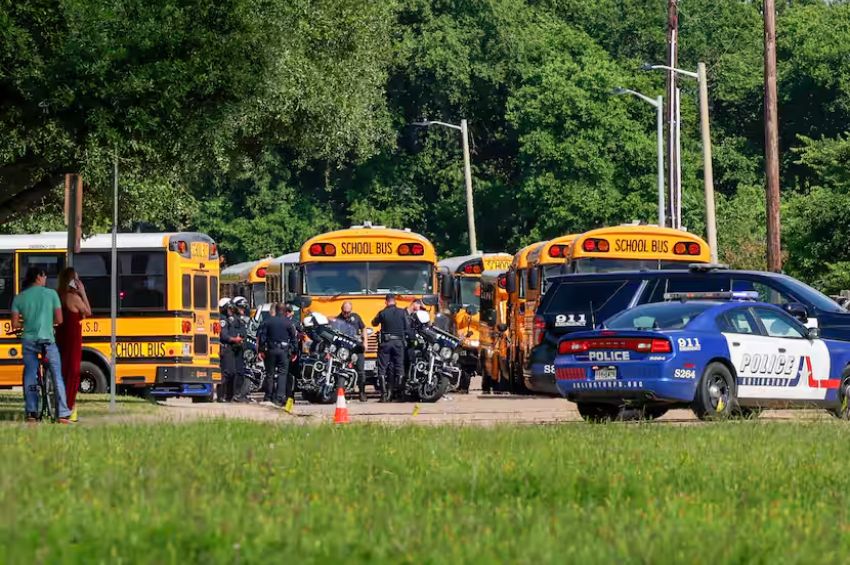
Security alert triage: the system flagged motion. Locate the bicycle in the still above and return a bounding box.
[7,330,59,422]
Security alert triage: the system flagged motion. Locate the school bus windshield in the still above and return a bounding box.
[304,261,434,295]
[572,258,696,273]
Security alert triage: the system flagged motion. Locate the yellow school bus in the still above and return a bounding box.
[0,232,221,400]
[477,269,510,393]
[503,241,545,392]
[265,252,300,305]
[521,224,711,395]
[295,224,438,376]
[220,257,272,310]
[437,252,512,388]
[566,224,711,272]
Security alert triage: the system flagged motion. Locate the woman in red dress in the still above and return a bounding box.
[57,267,91,422]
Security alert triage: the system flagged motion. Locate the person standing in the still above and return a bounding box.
[56,267,91,422]
[371,294,410,402]
[333,301,368,402]
[219,303,248,402]
[257,303,297,409]
[284,304,302,402]
[11,267,73,423]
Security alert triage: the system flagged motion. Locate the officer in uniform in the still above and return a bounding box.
[372,294,411,402]
[404,299,424,378]
[219,303,249,402]
[257,303,298,408]
[284,304,302,400]
[333,301,369,402]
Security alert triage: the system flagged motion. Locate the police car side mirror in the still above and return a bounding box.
[807,327,821,340]
[784,302,809,323]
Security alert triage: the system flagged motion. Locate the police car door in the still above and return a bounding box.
[751,306,830,401]
[721,307,779,400]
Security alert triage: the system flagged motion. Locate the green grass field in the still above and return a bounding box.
[2,420,850,563]
[0,392,157,422]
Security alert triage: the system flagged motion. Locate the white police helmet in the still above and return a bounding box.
[303,312,329,328]
[415,310,431,325]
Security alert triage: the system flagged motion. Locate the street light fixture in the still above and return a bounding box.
[643,62,717,263]
[412,119,478,254]
[612,87,665,227]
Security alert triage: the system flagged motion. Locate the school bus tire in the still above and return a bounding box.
[79,360,108,394]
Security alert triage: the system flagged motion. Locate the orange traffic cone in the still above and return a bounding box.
[333,388,350,424]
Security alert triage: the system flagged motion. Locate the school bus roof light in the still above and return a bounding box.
[498,275,507,289]
[256,267,267,278]
[169,240,190,257]
[548,244,568,258]
[209,243,218,259]
[674,241,702,256]
[398,243,425,256]
[582,238,609,253]
[309,243,337,257]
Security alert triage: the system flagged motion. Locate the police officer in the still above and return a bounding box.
[284,304,302,400]
[404,299,424,377]
[333,301,368,402]
[219,303,249,402]
[372,293,411,402]
[257,303,298,408]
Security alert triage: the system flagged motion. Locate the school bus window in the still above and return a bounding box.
[210,276,218,307]
[119,252,165,309]
[0,253,13,312]
[194,275,208,309]
[182,274,192,309]
[76,253,111,310]
[19,252,65,289]
[369,262,433,294]
[458,278,481,307]
[252,283,266,308]
[572,258,698,273]
[304,263,367,295]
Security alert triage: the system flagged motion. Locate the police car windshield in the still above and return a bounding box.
[304,262,433,296]
[605,302,715,331]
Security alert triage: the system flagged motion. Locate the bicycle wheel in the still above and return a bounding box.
[42,365,58,422]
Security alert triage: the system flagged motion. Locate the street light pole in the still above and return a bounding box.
[412,119,478,254]
[696,62,718,264]
[612,88,665,227]
[644,62,718,263]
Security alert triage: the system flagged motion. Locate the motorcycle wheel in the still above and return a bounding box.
[418,376,449,403]
[316,384,336,405]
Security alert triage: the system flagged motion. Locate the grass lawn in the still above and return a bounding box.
[0,392,158,422]
[2,421,849,563]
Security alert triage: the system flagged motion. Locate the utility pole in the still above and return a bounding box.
[666,0,680,228]
[764,0,782,272]
[460,119,478,255]
[697,62,718,264]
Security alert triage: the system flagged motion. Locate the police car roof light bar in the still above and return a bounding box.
[688,263,729,272]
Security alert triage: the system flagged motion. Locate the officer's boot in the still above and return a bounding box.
[359,387,367,403]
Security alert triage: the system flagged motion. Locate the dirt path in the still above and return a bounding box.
[95,376,834,426]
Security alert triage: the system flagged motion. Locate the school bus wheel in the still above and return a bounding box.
[79,360,108,394]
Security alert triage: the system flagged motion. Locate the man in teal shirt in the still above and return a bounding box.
[11,267,72,423]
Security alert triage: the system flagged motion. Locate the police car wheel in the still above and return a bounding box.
[576,402,622,423]
[829,372,850,419]
[693,362,735,420]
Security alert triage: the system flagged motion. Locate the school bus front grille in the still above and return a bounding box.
[367,333,379,355]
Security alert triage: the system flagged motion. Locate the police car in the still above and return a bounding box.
[554,292,850,421]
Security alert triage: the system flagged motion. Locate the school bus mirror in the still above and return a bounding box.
[289,295,311,308]
[422,294,439,307]
[497,323,509,333]
[528,268,540,291]
[505,271,517,294]
[465,305,479,316]
[287,269,299,293]
[439,273,453,299]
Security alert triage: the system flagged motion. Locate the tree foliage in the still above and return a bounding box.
[2,0,850,291]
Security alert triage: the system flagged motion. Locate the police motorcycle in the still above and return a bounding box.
[404,310,463,402]
[241,303,275,394]
[297,312,364,404]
